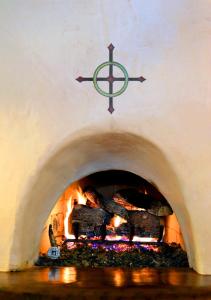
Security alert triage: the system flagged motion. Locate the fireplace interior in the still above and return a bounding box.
[38,170,188,268]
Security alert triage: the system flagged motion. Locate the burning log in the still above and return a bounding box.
[114,211,161,240]
[113,189,151,210]
[113,188,173,216]
[83,186,129,220]
[129,211,160,240]
[71,204,110,239]
[147,201,173,217]
[69,187,166,242]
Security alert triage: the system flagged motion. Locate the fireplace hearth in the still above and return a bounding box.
[38,171,188,268]
[36,242,188,268]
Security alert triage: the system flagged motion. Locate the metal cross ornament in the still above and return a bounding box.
[76,44,146,114]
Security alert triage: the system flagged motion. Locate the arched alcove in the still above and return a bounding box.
[39,170,186,261]
[9,132,193,270]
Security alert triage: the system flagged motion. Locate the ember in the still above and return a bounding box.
[36,243,189,268]
[65,240,159,253]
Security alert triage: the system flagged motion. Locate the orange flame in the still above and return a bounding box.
[132,236,157,242]
[113,215,127,228]
[106,235,123,241]
[76,187,87,205]
[64,196,75,239]
[64,187,159,245]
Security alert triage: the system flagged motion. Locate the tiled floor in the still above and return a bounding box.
[1,267,211,299]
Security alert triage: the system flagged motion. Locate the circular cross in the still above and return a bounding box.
[93,61,129,97]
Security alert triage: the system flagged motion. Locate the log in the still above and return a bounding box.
[129,210,159,226]
[128,210,160,237]
[71,204,110,239]
[147,201,173,217]
[78,187,165,240]
[113,189,151,209]
[114,211,161,239]
[113,188,173,216]
[83,186,129,220]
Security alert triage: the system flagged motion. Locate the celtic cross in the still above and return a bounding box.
[76,44,146,114]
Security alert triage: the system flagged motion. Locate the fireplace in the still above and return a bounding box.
[38,170,188,268]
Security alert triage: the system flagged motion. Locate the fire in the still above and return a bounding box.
[106,235,123,241]
[132,236,157,242]
[104,215,127,241]
[64,187,87,239]
[76,187,87,205]
[113,215,127,228]
[64,196,75,239]
[132,236,159,252]
[63,187,159,246]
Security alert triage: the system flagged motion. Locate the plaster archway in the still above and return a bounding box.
[9,131,193,271]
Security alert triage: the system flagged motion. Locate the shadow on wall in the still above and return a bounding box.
[9,131,193,270]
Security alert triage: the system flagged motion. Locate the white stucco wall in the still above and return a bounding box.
[0,0,211,274]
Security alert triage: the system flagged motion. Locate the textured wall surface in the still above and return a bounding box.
[0,0,211,273]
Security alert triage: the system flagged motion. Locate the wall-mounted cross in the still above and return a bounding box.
[76,44,146,114]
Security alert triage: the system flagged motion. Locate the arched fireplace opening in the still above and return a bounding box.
[38,170,188,268]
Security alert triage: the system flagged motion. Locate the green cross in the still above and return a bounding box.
[76,44,146,114]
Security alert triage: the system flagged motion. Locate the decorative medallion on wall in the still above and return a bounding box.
[76,44,146,113]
